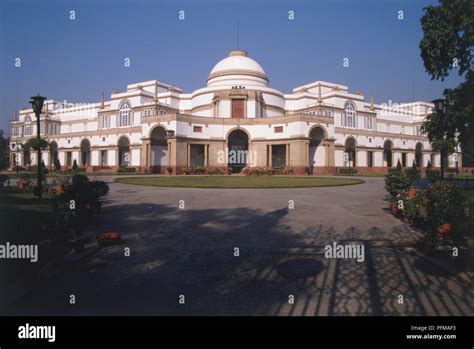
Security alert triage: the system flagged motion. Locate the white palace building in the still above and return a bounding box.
[9,49,463,175]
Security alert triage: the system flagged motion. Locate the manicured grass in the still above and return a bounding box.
[115,175,364,189]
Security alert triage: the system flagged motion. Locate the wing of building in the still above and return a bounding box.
[9,49,463,174]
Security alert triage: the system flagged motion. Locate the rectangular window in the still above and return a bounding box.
[367,151,373,167]
[232,99,245,118]
[100,150,108,166]
[272,144,287,167]
[193,126,202,133]
[402,153,407,167]
[365,116,373,130]
[190,144,205,166]
[274,126,283,133]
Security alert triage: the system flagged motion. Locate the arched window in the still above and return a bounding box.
[415,143,423,167]
[24,115,32,136]
[343,102,356,128]
[345,137,357,167]
[118,101,131,127]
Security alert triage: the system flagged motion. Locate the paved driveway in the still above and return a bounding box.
[4,177,473,316]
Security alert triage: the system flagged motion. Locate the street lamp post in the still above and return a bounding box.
[431,98,447,180]
[15,142,21,174]
[30,94,47,199]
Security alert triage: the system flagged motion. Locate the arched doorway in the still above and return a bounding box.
[227,129,248,173]
[415,143,423,167]
[80,139,91,166]
[309,127,325,169]
[384,140,393,167]
[50,141,58,169]
[150,126,168,173]
[23,147,31,166]
[345,137,356,167]
[118,136,130,167]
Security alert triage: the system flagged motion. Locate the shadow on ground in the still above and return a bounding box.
[3,200,473,316]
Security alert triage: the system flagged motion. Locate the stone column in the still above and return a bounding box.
[140,138,150,172]
[268,144,272,167]
[187,143,191,166]
[323,139,335,167]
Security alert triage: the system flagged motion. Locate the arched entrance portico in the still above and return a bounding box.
[384,140,393,167]
[415,143,423,167]
[309,126,326,169]
[23,147,31,167]
[118,136,130,167]
[80,139,91,166]
[150,126,168,173]
[227,129,248,173]
[345,137,356,167]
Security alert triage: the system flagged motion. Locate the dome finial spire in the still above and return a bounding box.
[236,19,239,50]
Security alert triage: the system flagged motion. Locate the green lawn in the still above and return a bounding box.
[115,175,364,188]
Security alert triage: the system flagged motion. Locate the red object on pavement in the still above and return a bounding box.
[96,232,122,246]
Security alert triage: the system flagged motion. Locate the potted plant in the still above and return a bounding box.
[384,170,411,204]
[436,223,452,237]
[166,166,173,175]
[88,180,109,214]
[304,166,311,176]
[424,182,469,242]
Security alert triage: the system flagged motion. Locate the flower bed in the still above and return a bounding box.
[337,168,358,175]
[241,167,294,176]
[181,166,225,175]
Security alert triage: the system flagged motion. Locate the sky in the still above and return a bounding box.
[0,0,464,133]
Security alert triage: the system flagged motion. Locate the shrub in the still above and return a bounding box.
[117,166,136,174]
[405,195,428,228]
[207,168,224,175]
[72,174,89,185]
[90,181,110,200]
[396,159,402,171]
[191,166,206,175]
[426,168,441,182]
[384,171,412,200]
[54,158,61,172]
[337,168,358,175]
[404,167,421,184]
[423,182,470,240]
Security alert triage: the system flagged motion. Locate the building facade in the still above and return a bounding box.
[9,50,462,174]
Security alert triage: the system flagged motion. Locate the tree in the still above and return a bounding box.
[72,159,78,172]
[54,157,61,172]
[23,138,49,151]
[419,0,474,166]
[421,110,457,179]
[396,159,402,171]
[0,130,9,170]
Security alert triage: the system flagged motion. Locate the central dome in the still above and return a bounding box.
[207,50,268,87]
